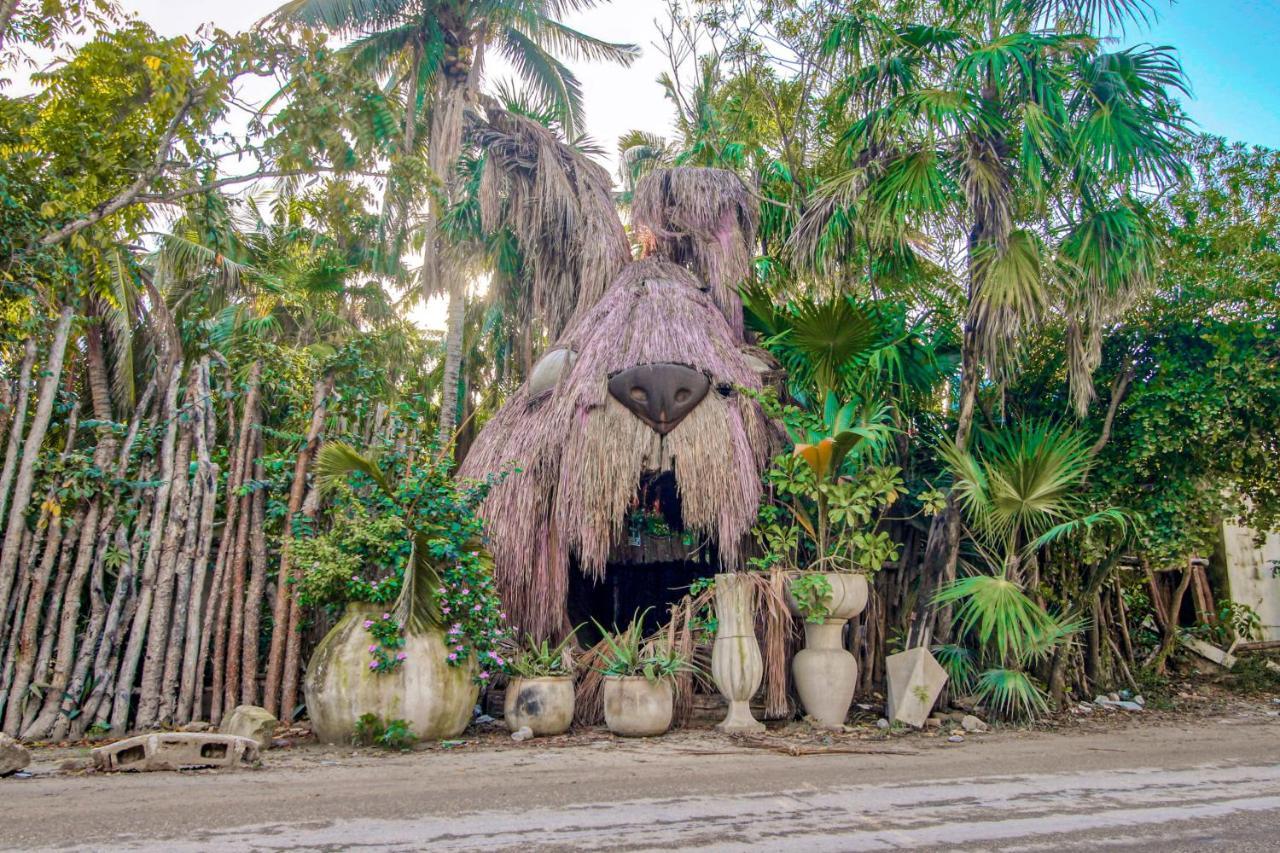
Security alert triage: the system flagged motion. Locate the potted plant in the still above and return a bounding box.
[751,393,922,727]
[503,631,579,737]
[595,613,690,737]
[302,443,508,744]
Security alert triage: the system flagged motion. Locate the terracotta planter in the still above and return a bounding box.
[710,573,765,734]
[603,676,674,737]
[304,604,478,744]
[504,676,575,736]
[787,573,868,729]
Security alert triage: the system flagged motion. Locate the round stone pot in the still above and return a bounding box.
[603,676,674,737]
[304,604,478,744]
[792,621,858,728]
[711,573,765,734]
[504,676,575,736]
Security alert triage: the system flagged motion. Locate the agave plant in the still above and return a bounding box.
[505,627,581,679]
[592,612,692,684]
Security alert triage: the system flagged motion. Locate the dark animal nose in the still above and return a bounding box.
[608,363,710,435]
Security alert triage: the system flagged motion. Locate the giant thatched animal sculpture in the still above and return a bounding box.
[460,110,779,639]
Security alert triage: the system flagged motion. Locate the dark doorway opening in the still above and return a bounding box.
[567,471,716,643]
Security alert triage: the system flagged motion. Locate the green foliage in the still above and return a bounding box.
[505,628,580,678]
[363,613,407,675]
[293,499,408,609]
[593,612,692,683]
[353,713,417,750]
[749,391,903,577]
[972,668,1050,721]
[789,572,834,624]
[314,441,510,684]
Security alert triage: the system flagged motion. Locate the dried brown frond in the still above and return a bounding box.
[470,105,632,337]
[631,168,759,339]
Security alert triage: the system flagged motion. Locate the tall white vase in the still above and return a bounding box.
[711,573,766,734]
[788,573,869,729]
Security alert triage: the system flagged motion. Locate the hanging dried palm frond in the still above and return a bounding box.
[470,103,632,337]
[631,167,759,340]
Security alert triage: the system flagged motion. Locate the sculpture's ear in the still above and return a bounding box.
[529,348,577,398]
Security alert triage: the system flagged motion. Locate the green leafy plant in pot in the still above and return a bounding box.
[594,612,692,737]
[302,443,507,743]
[502,629,580,737]
[751,392,912,727]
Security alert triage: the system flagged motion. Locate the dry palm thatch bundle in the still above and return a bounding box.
[631,167,760,340]
[471,105,632,337]
[460,257,779,639]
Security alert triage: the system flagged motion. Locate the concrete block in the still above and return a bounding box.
[91,733,260,772]
[221,705,278,749]
[886,646,948,729]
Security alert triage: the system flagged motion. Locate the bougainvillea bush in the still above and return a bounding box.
[299,440,511,682]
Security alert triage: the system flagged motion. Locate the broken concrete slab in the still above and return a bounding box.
[885,646,948,729]
[1,733,31,776]
[221,705,278,749]
[91,733,260,772]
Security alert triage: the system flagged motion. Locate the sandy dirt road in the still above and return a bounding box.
[5,709,1279,851]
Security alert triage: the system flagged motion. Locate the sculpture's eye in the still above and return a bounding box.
[629,387,649,403]
[674,388,692,404]
[528,348,577,398]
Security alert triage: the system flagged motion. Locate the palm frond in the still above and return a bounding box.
[973,667,1049,720]
[315,441,394,499]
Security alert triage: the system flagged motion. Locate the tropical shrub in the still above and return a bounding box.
[312,442,511,683]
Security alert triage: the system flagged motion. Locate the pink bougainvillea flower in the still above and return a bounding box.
[368,645,378,653]
[363,620,374,629]
[479,671,490,680]
[369,660,379,670]
[448,653,458,661]
[396,652,407,661]
[382,613,391,620]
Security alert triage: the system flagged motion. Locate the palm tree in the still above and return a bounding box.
[272,0,639,451]
[932,419,1128,718]
[798,0,1187,643]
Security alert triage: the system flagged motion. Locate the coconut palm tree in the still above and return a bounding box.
[798,0,1187,643]
[272,0,639,451]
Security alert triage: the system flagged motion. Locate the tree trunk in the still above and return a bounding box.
[136,378,197,728]
[279,483,322,722]
[240,450,268,706]
[222,365,261,716]
[173,358,218,724]
[109,357,183,734]
[909,322,980,647]
[1,512,62,734]
[0,306,73,620]
[263,375,331,717]
[0,337,35,526]
[425,73,474,451]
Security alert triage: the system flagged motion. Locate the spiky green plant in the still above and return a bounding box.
[592,612,692,684]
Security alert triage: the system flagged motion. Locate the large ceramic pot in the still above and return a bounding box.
[787,572,869,729]
[710,573,765,734]
[603,676,674,737]
[504,676,575,736]
[304,603,479,744]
